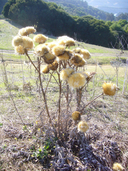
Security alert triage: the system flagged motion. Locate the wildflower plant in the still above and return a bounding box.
[12,26,119,138]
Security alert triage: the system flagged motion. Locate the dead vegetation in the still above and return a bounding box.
[0,29,128,170]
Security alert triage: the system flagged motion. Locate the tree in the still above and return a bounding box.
[0,0,8,14]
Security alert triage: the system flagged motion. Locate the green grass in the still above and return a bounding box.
[0,19,21,50]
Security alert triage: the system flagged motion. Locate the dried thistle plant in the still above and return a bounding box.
[11,27,120,139]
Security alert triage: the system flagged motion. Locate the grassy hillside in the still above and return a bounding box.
[0,19,128,65]
[0,19,21,50]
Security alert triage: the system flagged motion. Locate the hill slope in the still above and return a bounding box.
[44,0,109,20]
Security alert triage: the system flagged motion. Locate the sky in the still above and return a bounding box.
[85,0,128,14]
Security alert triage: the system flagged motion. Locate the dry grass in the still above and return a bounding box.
[0,53,128,170]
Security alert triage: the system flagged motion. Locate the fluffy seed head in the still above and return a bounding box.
[18,27,36,36]
[34,44,49,57]
[112,163,124,171]
[47,41,57,50]
[74,48,91,59]
[15,45,25,54]
[73,47,81,53]
[41,65,49,74]
[25,26,36,34]
[43,52,56,64]
[33,34,48,44]
[18,28,28,36]
[57,50,72,61]
[72,111,81,121]
[12,36,33,49]
[12,36,23,47]
[82,71,96,82]
[22,36,34,49]
[68,72,86,88]
[60,68,74,81]
[52,45,65,56]
[70,54,86,67]
[78,121,89,133]
[57,35,75,47]
[48,61,58,71]
[80,49,91,59]
[102,82,117,96]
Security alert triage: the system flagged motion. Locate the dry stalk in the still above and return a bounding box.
[0,55,30,133]
[81,92,103,113]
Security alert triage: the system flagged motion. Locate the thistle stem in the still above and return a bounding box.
[81,92,103,112]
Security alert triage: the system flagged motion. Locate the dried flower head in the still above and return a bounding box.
[18,26,36,36]
[57,50,72,61]
[68,72,86,88]
[15,45,25,54]
[112,163,124,171]
[57,35,75,47]
[52,45,65,56]
[26,26,36,34]
[70,54,86,67]
[33,34,48,44]
[43,52,56,64]
[82,71,96,82]
[74,48,91,59]
[41,65,49,74]
[18,28,28,36]
[48,61,58,71]
[47,41,57,50]
[12,36,33,49]
[74,47,81,53]
[12,36,23,47]
[34,44,49,57]
[102,82,118,96]
[78,121,89,133]
[22,36,34,49]
[60,68,74,81]
[80,49,91,59]
[72,111,81,121]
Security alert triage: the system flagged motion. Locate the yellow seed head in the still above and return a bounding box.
[57,50,72,61]
[102,82,117,96]
[73,47,81,53]
[12,36,33,49]
[34,44,49,57]
[25,26,36,34]
[41,65,49,74]
[78,121,89,133]
[52,45,65,56]
[70,54,86,67]
[68,72,86,88]
[33,34,48,44]
[18,27,36,36]
[72,111,81,121]
[18,28,28,36]
[12,36,23,47]
[22,36,34,49]
[60,68,74,81]
[43,52,56,64]
[47,41,57,50]
[80,49,91,59]
[57,35,75,47]
[48,61,58,71]
[74,48,91,59]
[15,45,25,54]
[112,163,124,171]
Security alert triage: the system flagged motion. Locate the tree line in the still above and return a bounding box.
[2,0,128,49]
[44,0,128,21]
